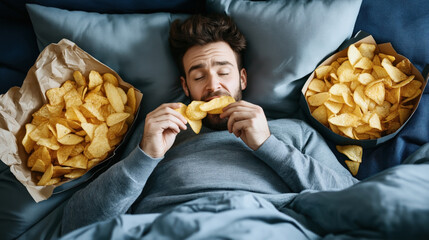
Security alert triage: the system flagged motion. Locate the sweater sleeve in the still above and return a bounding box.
[61,146,162,235]
[253,127,359,193]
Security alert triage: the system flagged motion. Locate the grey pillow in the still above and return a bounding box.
[207,0,363,118]
[27,0,362,118]
[27,4,189,116]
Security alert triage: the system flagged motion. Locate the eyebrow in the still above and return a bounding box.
[187,61,233,76]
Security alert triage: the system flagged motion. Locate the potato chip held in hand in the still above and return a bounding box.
[175,96,236,134]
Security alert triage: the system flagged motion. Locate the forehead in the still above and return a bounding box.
[182,42,238,71]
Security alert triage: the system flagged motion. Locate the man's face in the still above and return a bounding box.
[181,41,247,130]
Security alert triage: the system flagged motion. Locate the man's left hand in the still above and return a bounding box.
[220,100,270,150]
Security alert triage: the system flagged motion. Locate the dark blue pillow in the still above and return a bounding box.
[353,0,429,73]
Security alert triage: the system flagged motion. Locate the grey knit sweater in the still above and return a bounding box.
[62,119,358,234]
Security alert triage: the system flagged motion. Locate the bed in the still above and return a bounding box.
[1,0,428,239]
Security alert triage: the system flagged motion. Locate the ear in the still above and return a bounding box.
[180,76,190,97]
[240,68,247,90]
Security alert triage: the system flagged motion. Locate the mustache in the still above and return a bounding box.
[201,91,231,101]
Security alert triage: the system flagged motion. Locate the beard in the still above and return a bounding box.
[189,85,243,131]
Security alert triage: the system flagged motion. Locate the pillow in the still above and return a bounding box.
[27,4,189,116]
[206,0,362,118]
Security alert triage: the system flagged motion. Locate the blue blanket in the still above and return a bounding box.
[18,143,429,240]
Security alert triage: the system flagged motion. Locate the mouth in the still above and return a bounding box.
[204,96,221,102]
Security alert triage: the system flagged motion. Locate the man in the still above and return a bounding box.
[61,14,358,235]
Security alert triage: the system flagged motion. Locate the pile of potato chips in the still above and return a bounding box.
[305,42,423,140]
[175,96,235,134]
[22,70,137,186]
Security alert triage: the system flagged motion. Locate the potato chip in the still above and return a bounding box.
[84,92,109,106]
[337,61,358,83]
[37,163,54,186]
[307,92,330,106]
[337,126,354,138]
[329,95,345,104]
[396,59,413,75]
[381,58,408,83]
[31,159,46,172]
[311,105,328,125]
[106,112,130,127]
[315,66,332,79]
[345,160,360,176]
[354,57,373,70]
[52,166,73,178]
[87,123,111,158]
[37,136,60,150]
[22,123,37,153]
[56,123,71,139]
[186,101,207,120]
[62,154,88,169]
[70,143,85,157]
[329,83,350,96]
[353,85,369,113]
[88,70,103,89]
[81,102,105,121]
[357,72,375,85]
[64,169,86,179]
[324,101,343,114]
[199,96,236,112]
[364,82,385,105]
[308,79,326,92]
[104,82,124,113]
[46,87,66,106]
[347,44,362,66]
[87,158,103,169]
[126,88,137,114]
[117,87,128,105]
[379,53,395,63]
[57,134,84,145]
[398,108,412,125]
[368,113,382,130]
[57,145,74,165]
[61,80,76,92]
[73,70,86,87]
[328,113,358,127]
[400,80,422,97]
[390,75,415,89]
[358,43,376,59]
[64,88,83,108]
[102,73,118,87]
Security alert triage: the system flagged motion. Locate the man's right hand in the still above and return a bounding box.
[140,103,187,158]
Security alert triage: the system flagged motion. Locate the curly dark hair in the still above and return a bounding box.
[169,14,246,77]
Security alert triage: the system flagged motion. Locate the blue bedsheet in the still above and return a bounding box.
[17,143,428,240]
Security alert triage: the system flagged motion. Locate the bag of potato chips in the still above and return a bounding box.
[0,39,142,202]
[300,32,427,176]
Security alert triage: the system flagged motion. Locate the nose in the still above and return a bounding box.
[206,71,221,92]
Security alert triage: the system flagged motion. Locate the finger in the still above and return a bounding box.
[147,113,187,132]
[231,119,249,138]
[227,111,255,133]
[221,105,256,119]
[148,103,187,125]
[222,100,255,111]
[155,119,182,134]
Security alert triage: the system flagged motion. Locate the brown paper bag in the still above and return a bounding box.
[0,39,142,202]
